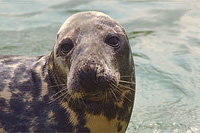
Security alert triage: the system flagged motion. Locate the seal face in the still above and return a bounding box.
[0,11,135,132]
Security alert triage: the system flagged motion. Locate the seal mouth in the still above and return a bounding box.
[82,94,104,101]
[70,86,122,103]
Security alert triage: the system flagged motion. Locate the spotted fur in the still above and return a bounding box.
[0,55,72,132]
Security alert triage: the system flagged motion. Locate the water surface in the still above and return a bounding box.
[0,0,200,132]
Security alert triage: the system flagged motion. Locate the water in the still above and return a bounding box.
[0,0,200,132]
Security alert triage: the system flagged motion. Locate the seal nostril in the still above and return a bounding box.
[90,69,97,82]
[80,70,88,80]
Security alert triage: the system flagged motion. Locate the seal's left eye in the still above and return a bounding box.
[61,38,74,54]
[105,33,120,48]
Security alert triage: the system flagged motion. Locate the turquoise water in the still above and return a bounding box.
[0,0,200,132]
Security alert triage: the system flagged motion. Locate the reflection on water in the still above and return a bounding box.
[0,1,200,132]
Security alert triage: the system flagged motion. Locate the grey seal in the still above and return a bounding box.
[0,11,135,132]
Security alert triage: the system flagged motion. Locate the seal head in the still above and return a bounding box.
[50,11,134,101]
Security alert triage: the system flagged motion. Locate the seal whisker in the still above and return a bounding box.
[105,91,108,104]
[109,82,120,90]
[106,91,109,103]
[105,78,120,102]
[49,91,68,104]
[115,89,132,103]
[110,82,128,94]
[110,84,133,103]
[109,83,122,94]
[77,96,82,108]
[123,95,132,102]
[114,88,132,103]
[118,84,135,91]
[49,87,68,100]
[48,84,67,88]
[120,76,132,77]
[68,95,73,103]
[80,97,86,107]
[113,86,123,95]
[109,86,118,101]
[61,92,70,103]
[100,94,105,107]
[103,92,106,104]
[119,80,135,84]
[102,91,107,104]
[110,83,133,103]
[108,88,114,103]
[70,96,76,106]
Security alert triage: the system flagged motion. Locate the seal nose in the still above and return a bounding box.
[80,68,98,92]
[80,69,97,81]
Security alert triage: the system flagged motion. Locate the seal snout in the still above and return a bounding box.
[79,66,112,93]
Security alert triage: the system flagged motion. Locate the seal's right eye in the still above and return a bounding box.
[61,38,74,54]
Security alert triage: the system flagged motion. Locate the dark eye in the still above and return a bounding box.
[105,33,120,48]
[61,38,74,54]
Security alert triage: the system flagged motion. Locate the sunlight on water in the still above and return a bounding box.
[0,0,200,132]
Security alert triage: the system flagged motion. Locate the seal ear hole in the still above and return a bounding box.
[105,33,120,48]
[60,38,74,54]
